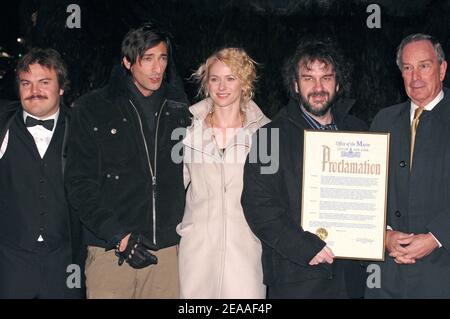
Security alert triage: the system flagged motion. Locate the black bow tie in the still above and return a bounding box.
[25,116,55,131]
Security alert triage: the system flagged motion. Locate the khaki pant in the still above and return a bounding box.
[85,245,179,299]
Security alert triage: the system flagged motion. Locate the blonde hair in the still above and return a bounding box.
[192,48,257,108]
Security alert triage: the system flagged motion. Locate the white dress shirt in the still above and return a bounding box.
[410,90,444,123]
[23,110,60,158]
[0,110,59,159]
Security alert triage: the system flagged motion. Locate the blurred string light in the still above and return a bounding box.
[14,37,26,59]
[0,46,12,58]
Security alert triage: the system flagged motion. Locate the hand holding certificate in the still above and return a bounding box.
[301,130,389,261]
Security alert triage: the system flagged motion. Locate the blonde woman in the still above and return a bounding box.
[177,48,269,298]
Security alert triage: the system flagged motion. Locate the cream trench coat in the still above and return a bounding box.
[177,98,269,299]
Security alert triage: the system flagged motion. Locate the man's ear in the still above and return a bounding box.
[336,84,340,93]
[294,81,299,93]
[122,57,132,70]
[439,60,447,81]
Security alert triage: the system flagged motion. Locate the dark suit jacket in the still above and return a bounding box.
[366,88,450,298]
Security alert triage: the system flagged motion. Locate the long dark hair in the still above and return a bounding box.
[283,37,350,100]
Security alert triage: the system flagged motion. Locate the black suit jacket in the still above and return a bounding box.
[366,88,450,298]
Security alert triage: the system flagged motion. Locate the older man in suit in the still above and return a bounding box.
[366,33,450,298]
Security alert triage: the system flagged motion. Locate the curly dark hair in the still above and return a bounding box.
[282,37,350,100]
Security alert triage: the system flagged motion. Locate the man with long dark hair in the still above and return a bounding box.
[242,38,367,298]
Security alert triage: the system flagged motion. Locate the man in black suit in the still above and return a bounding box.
[0,48,83,298]
[242,38,367,298]
[366,33,450,298]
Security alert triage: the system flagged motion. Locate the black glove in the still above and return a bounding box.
[115,233,158,269]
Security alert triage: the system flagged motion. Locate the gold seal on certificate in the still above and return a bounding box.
[316,227,328,240]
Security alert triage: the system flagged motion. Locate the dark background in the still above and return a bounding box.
[1,0,450,123]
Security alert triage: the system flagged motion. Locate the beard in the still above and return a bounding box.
[299,90,337,117]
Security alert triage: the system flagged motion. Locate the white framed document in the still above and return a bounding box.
[301,130,389,261]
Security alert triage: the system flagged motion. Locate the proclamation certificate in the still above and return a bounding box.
[301,130,389,261]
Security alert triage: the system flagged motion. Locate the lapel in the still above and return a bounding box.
[426,87,450,124]
[12,107,66,162]
[395,101,412,163]
[284,100,308,183]
[183,99,220,160]
[286,99,311,130]
[13,111,42,160]
[183,117,222,161]
[401,88,450,165]
[43,108,65,161]
[184,99,265,160]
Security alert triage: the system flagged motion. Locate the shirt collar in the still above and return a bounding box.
[410,90,444,121]
[23,109,60,133]
[300,106,338,130]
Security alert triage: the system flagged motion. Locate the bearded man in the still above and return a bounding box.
[241,38,368,298]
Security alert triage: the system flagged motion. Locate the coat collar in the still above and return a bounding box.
[188,98,266,127]
[184,98,268,159]
[395,87,450,125]
[423,87,450,123]
[105,64,188,105]
[286,97,355,130]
